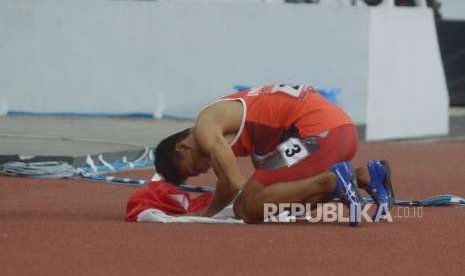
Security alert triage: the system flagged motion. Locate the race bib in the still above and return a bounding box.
[247,84,312,99]
[277,137,310,167]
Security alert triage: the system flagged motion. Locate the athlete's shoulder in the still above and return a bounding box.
[222,90,249,100]
[197,98,244,125]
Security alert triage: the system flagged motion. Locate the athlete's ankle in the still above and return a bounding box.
[355,167,370,189]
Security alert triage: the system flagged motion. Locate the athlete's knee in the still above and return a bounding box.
[245,196,266,222]
[233,181,265,223]
[234,196,259,224]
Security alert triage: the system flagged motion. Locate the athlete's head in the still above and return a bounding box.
[154,128,211,185]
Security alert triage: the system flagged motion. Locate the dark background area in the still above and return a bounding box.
[437,20,465,106]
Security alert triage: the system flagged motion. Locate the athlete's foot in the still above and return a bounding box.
[330,161,362,227]
[365,160,395,220]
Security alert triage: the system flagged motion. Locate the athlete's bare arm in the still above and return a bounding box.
[193,101,247,216]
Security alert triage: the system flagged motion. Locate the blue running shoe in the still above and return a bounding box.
[366,160,395,221]
[330,162,362,227]
[366,160,395,208]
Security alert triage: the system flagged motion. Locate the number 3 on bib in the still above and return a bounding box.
[277,137,310,167]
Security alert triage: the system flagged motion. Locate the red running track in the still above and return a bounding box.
[1,140,465,276]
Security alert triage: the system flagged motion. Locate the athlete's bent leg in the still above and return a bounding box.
[234,172,337,223]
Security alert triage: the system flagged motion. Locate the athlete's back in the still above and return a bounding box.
[223,84,353,156]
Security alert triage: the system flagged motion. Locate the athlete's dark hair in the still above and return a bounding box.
[154,128,192,185]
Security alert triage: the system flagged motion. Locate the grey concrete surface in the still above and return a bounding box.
[0,116,193,167]
[0,109,464,167]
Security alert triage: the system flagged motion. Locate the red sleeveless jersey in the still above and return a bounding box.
[221,85,354,157]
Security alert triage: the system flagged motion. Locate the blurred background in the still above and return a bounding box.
[0,0,464,140]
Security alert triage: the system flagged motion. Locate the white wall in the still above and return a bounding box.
[0,1,449,140]
[0,1,369,121]
[366,7,449,140]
